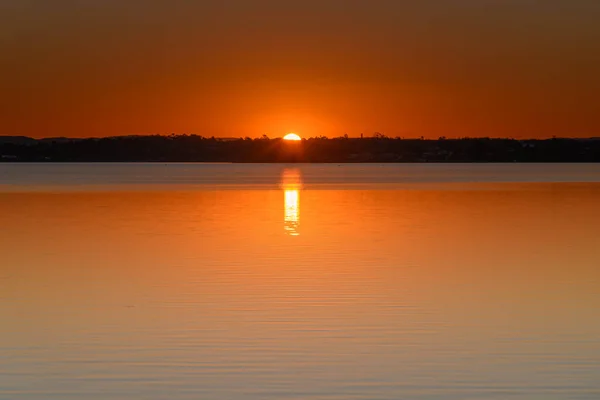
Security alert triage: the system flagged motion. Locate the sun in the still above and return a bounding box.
[283,133,302,141]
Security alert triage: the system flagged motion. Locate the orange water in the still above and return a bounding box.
[1,165,599,399]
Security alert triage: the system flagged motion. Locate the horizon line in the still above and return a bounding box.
[2,134,600,141]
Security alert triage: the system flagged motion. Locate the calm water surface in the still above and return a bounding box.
[1,164,600,399]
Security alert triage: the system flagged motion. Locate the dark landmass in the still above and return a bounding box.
[1,135,600,162]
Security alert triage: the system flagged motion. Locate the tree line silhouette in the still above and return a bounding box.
[1,135,599,162]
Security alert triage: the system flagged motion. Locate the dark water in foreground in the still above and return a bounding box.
[1,164,600,399]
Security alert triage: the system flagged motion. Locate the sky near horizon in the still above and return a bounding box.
[1,1,599,139]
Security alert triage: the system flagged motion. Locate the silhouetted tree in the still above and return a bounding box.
[1,135,599,163]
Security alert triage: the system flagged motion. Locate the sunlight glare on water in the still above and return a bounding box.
[281,168,302,236]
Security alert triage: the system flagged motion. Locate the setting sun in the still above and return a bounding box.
[283,133,302,141]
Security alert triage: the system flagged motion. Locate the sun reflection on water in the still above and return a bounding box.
[281,169,302,236]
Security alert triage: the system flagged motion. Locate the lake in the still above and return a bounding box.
[1,163,600,399]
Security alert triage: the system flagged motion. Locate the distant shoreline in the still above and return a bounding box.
[2,135,600,163]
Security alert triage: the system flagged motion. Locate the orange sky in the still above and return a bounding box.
[1,1,599,139]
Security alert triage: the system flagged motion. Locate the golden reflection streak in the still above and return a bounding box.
[280,169,302,236]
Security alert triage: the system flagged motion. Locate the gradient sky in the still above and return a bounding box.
[1,0,599,138]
